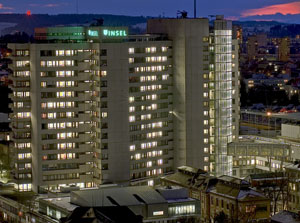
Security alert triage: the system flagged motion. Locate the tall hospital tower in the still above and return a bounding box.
[9,16,239,192]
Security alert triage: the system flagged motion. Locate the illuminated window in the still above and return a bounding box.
[129,97,135,103]
[128,48,134,54]
[129,145,135,151]
[129,106,135,112]
[147,161,152,167]
[129,58,134,63]
[41,82,47,88]
[129,116,135,122]
[101,112,108,118]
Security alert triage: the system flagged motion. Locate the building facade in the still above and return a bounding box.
[9,26,173,192]
[148,16,238,176]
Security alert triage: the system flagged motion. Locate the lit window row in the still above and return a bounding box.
[56,81,75,88]
[55,50,75,56]
[147,168,162,176]
[141,114,152,120]
[140,85,162,92]
[15,143,31,149]
[57,132,77,139]
[18,153,31,160]
[132,150,163,160]
[41,112,74,119]
[14,91,30,98]
[56,71,75,77]
[41,102,75,109]
[56,91,75,98]
[141,141,158,149]
[16,61,30,67]
[40,60,74,67]
[141,122,162,130]
[145,47,157,53]
[47,122,78,129]
[147,131,163,139]
[168,205,195,216]
[145,56,167,63]
[140,75,157,82]
[17,112,31,118]
[134,65,166,73]
[129,94,158,103]
[18,183,32,192]
[16,50,29,56]
[57,153,76,160]
[17,163,31,170]
[57,143,76,150]
[15,71,30,77]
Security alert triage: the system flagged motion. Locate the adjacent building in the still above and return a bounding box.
[148,15,239,176]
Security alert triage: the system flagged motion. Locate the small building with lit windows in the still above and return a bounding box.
[38,185,201,223]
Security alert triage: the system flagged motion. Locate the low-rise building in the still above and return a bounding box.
[39,185,201,223]
[246,172,288,214]
[285,163,300,213]
[161,166,271,223]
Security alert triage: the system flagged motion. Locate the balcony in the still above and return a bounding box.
[78,93,91,101]
[78,62,91,70]
[79,153,93,162]
[9,94,31,102]
[79,164,93,172]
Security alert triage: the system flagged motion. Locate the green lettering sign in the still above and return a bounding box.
[103,29,127,37]
[88,30,98,37]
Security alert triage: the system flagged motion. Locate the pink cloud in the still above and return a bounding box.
[0,3,13,10]
[241,1,300,17]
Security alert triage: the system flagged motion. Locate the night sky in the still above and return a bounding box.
[1,0,300,23]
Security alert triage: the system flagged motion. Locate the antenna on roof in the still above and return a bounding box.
[194,0,196,18]
[76,0,79,15]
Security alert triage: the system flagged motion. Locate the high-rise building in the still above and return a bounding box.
[9,26,173,192]
[148,16,238,176]
[9,16,239,192]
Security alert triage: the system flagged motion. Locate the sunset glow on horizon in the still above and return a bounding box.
[241,1,300,17]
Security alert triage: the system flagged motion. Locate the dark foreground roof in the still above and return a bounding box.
[60,206,143,223]
[271,210,300,223]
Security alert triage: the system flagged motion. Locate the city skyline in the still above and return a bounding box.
[1,0,300,23]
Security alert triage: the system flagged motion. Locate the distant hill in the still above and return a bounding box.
[0,14,148,35]
[0,14,298,38]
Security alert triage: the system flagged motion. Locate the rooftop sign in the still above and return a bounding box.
[102,29,127,37]
[88,30,99,37]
